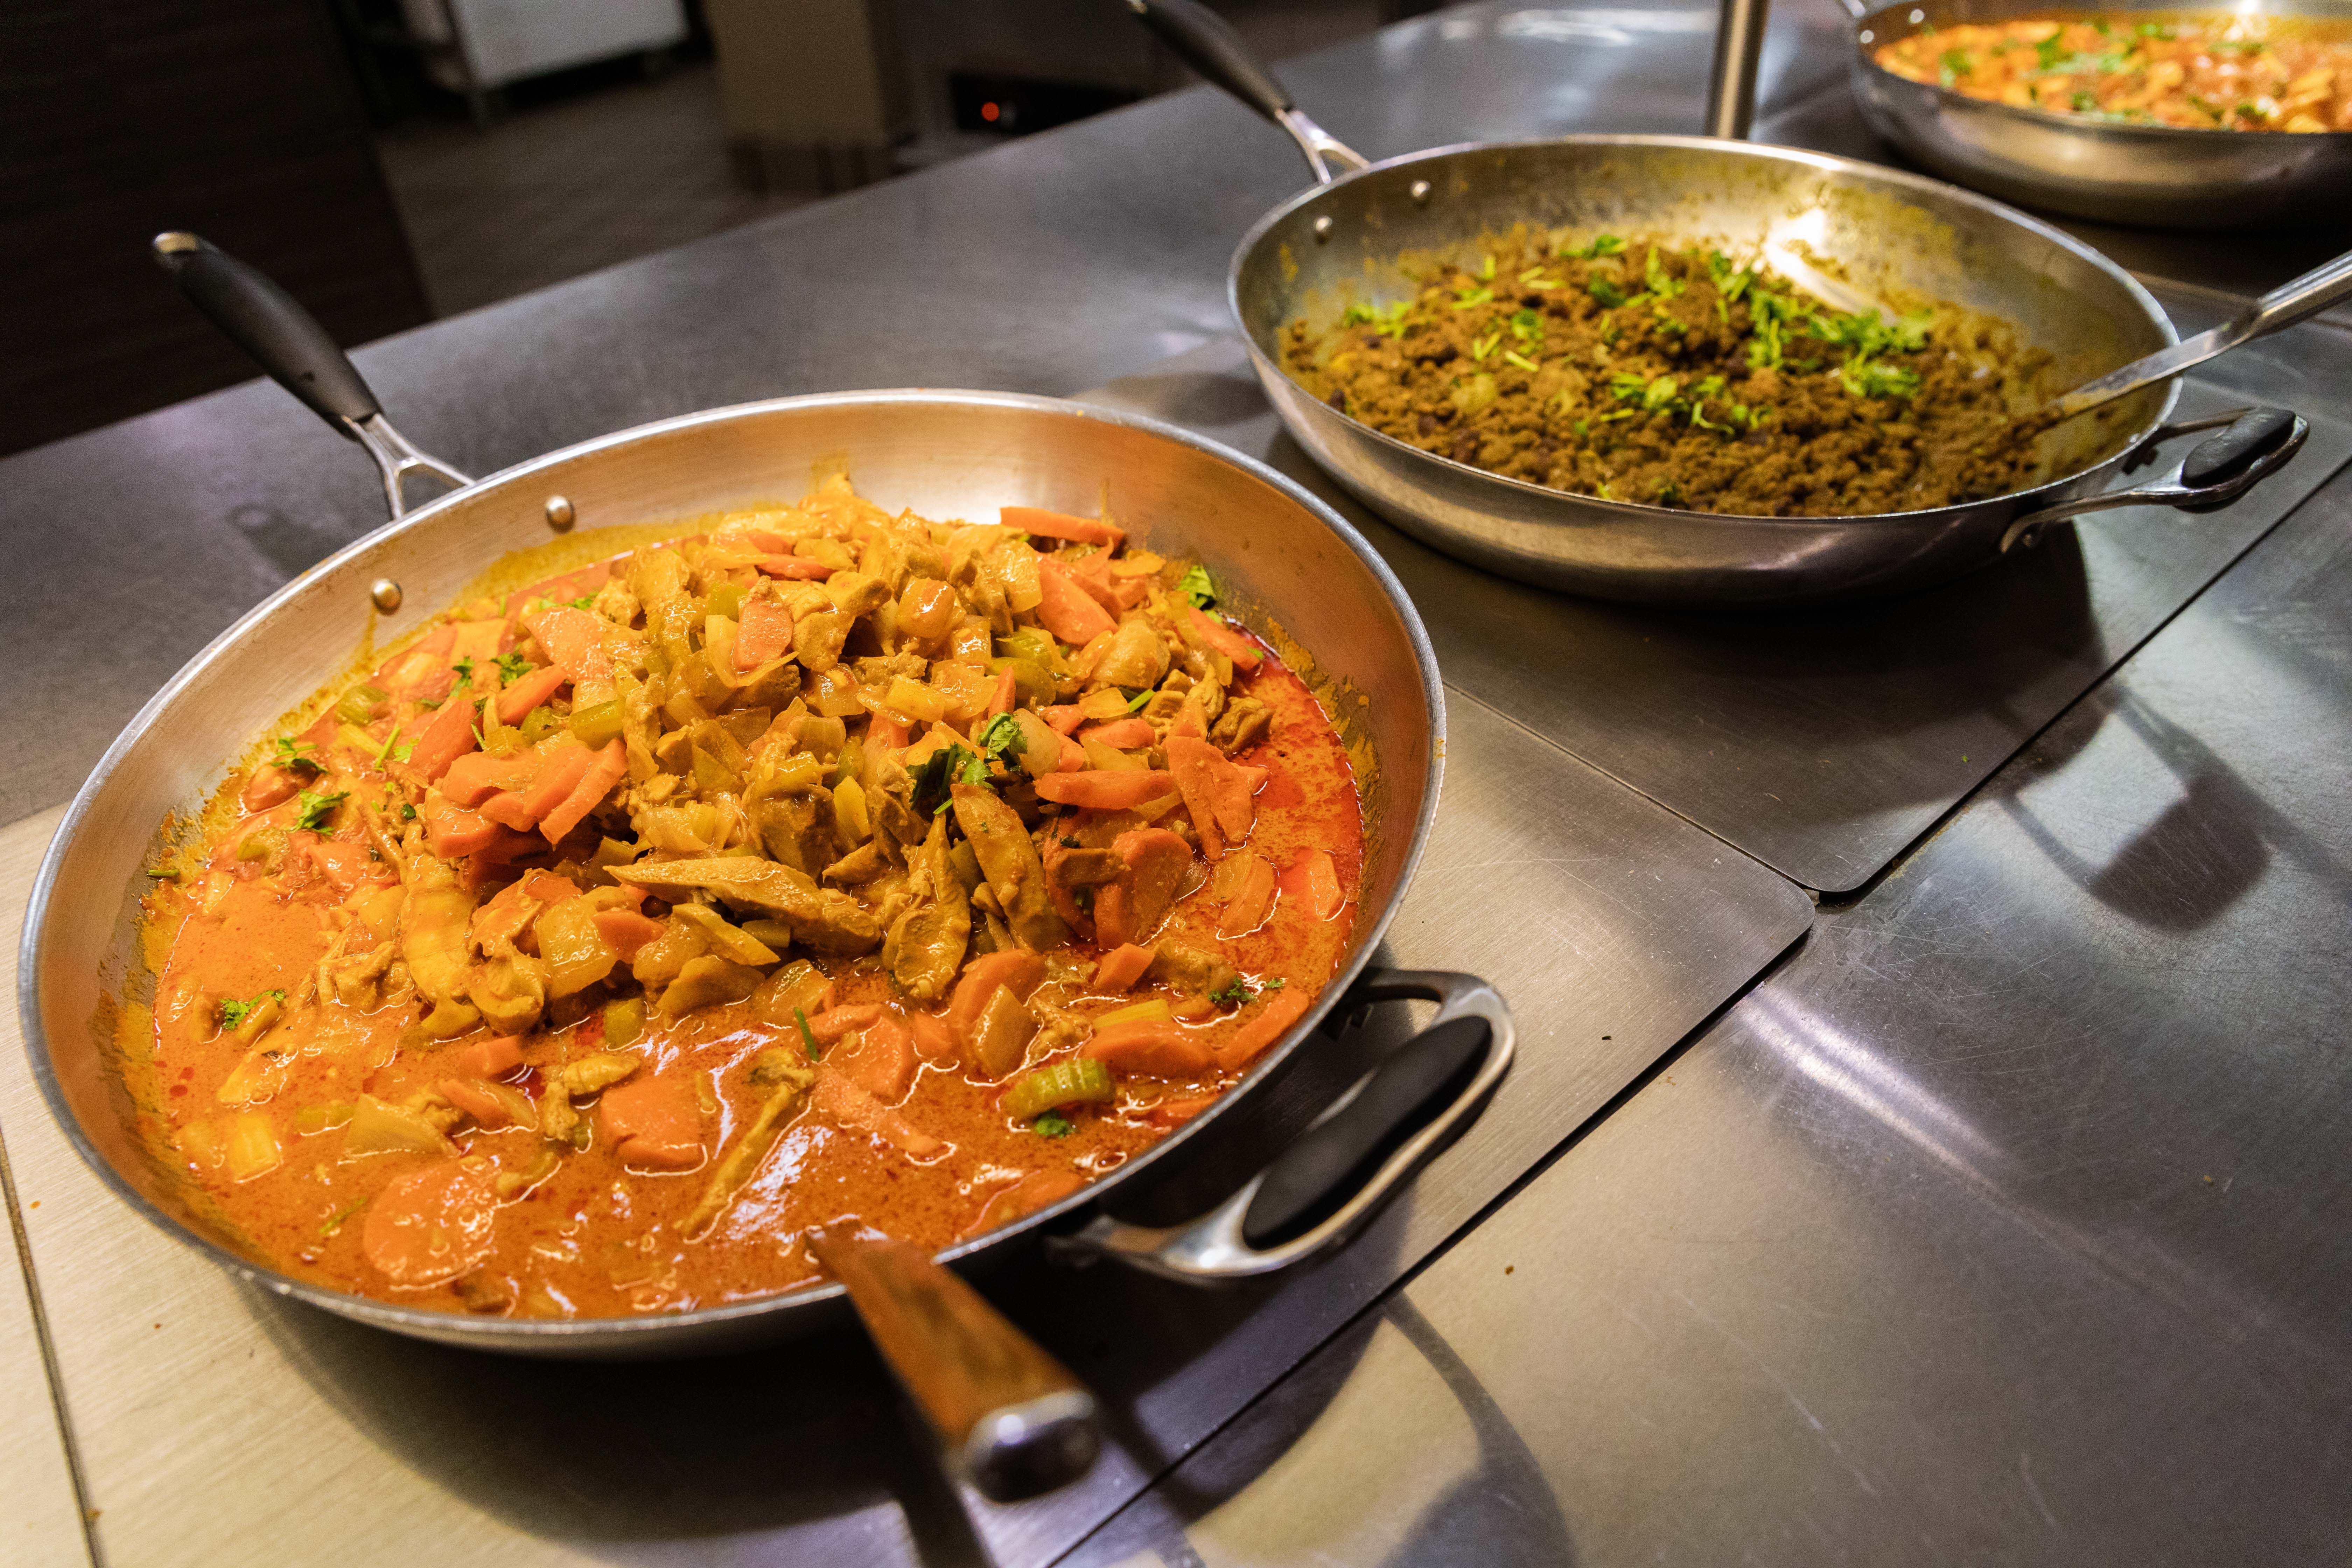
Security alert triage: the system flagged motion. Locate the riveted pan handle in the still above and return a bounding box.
[1054,969,1514,1281]
[152,232,470,520]
[1119,0,1369,183]
[2002,406,2307,553]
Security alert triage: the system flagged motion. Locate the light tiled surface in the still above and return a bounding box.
[0,809,96,1568]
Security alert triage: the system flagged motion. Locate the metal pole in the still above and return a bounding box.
[1703,0,1770,140]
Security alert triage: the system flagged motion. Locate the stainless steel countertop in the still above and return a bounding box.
[6,0,2351,1563]
[1064,408,2352,1568]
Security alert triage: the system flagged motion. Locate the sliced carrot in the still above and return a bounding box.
[591,908,664,959]
[520,870,583,904]
[986,665,1019,718]
[867,713,909,752]
[1217,986,1312,1070]
[519,606,612,686]
[1097,828,1190,947]
[601,1075,704,1170]
[458,1036,526,1078]
[1084,1020,1215,1079]
[1166,735,1254,845]
[241,764,302,812]
[909,1011,958,1061]
[1035,559,1117,645]
[303,840,370,894]
[375,625,456,700]
[479,792,538,831]
[1144,1094,1219,1128]
[1186,605,1263,672]
[493,663,569,724]
[1170,699,1209,740]
[1286,848,1345,921]
[946,952,1048,1041]
[409,688,480,784]
[736,596,794,670]
[807,1003,883,1043]
[421,793,500,858]
[457,829,542,890]
[1078,717,1154,750]
[439,748,543,809]
[509,561,611,622]
[1092,943,1156,994]
[816,1070,943,1158]
[960,1169,1087,1240]
[360,1158,501,1286]
[1214,852,1279,939]
[1062,560,1125,618]
[1000,505,1124,548]
[436,1077,520,1130]
[833,1015,917,1104]
[1164,735,1226,860]
[753,555,836,580]
[537,737,625,845]
[1039,704,1087,736]
[448,618,506,670]
[1033,770,1179,811]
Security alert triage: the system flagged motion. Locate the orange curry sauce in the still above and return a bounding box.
[142,483,1364,1319]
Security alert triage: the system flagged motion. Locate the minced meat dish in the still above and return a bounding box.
[1281,227,2039,518]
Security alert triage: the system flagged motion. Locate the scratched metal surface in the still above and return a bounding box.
[1062,452,2352,1567]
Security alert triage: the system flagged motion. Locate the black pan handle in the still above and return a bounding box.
[1115,0,1370,183]
[2001,406,2308,552]
[1053,969,1514,1280]
[152,232,471,520]
[153,232,382,430]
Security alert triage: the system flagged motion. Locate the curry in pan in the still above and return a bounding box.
[144,476,1363,1318]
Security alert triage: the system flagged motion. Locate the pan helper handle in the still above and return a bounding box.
[1053,969,1514,1280]
[152,233,470,521]
[2001,407,2307,553]
[1119,0,1369,183]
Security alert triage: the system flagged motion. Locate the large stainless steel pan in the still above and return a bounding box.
[1844,0,2352,229]
[1124,0,2314,607]
[17,240,1512,1493]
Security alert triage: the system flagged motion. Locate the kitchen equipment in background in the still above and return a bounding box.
[398,0,688,126]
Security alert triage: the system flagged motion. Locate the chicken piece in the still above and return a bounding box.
[949,784,1069,953]
[683,1051,816,1238]
[399,852,482,1038]
[754,790,839,876]
[1092,617,1171,691]
[323,940,397,1010]
[537,1050,643,1145]
[608,858,881,955]
[468,935,549,1036]
[883,812,970,1003]
[1209,696,1271,756]
[1147,942,1240,1001]
[823,841,890,885]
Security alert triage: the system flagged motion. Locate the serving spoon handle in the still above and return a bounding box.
[2046,248,2352,424]
[808,1225,1101,1504]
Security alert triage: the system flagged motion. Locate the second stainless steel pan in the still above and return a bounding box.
[1844,0,2352,229]
[1124,0,2317,607]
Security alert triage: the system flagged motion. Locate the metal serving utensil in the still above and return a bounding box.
[2038,250,2352,424]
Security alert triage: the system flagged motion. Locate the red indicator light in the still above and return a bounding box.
[981,101,1000,122]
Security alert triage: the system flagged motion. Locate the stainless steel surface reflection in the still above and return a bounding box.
[1062,466,2352,1568]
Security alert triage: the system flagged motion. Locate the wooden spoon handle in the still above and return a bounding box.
[809,1225,1101,1502]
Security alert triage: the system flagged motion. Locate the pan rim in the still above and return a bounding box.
[1226,132,2186,531]
[17,387,1446,1349]
[1850,0,2352,144]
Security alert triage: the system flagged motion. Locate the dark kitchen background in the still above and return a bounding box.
[2,0,1446,459]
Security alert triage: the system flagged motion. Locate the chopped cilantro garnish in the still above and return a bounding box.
[1588,276,1630,309]
[451,656,476,685]
[794,1006,821,1059]
[978,712,1026,765]
[1033,1110,1074,1138]
[400,803,418,820]
[370,724,412,767]
[910,743,988,816]
[1561,233,1626,259]
[569,594,597,611]
[272,736,323,775]
[293,789,348,831]
[1178,564,1216,609]
[218,988,285,1029]
[494,652,533,684]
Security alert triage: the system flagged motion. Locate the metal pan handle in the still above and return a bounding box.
[808,1226,1101,1503]
[152,232,470,521]
[1118,0,1368,183]
[2001,406,2307,553]
[1054,968,1514,1280]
